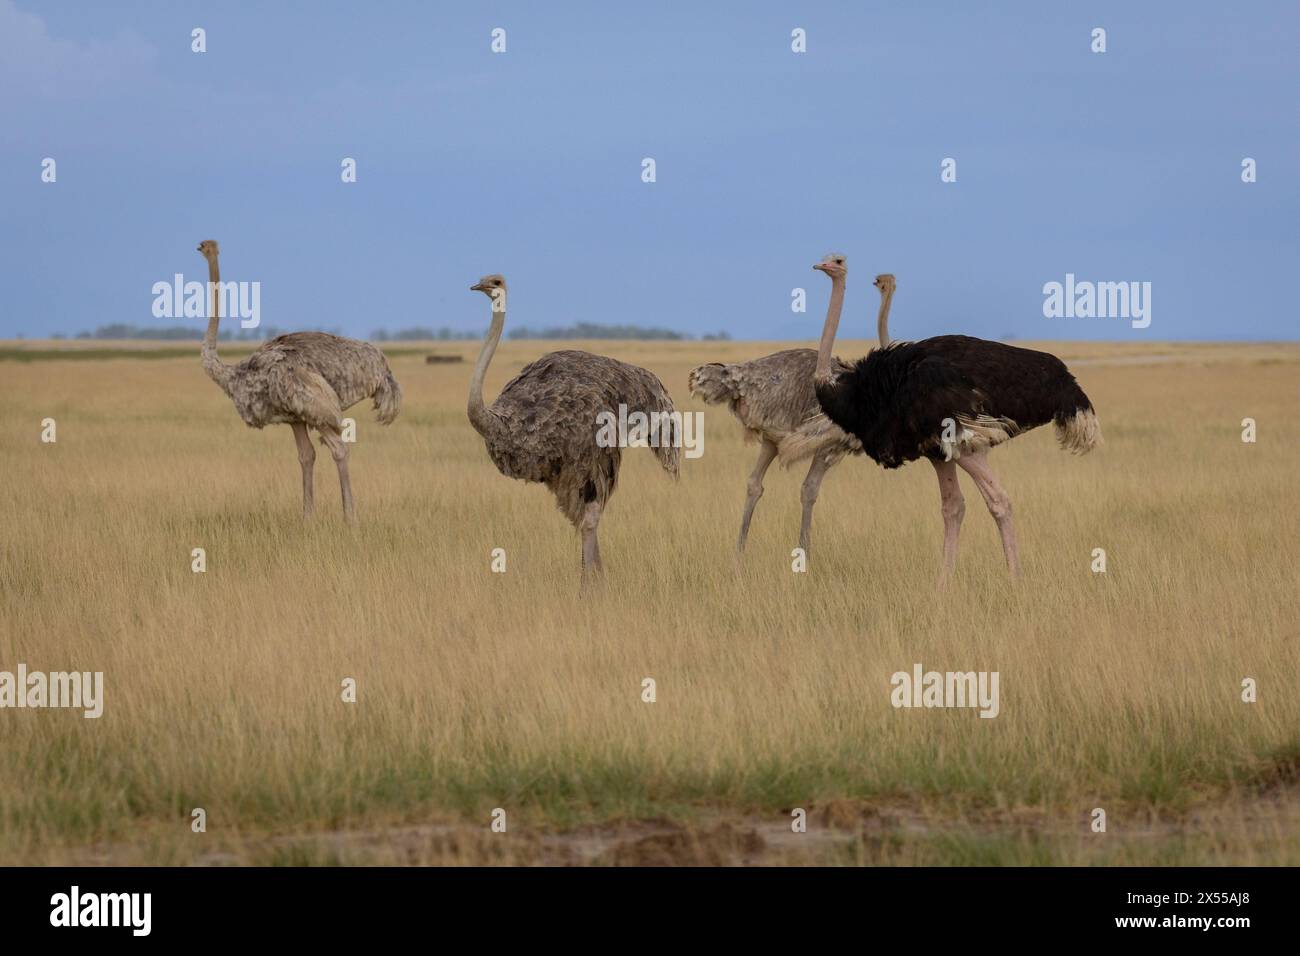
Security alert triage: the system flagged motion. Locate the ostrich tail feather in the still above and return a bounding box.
[373,369,402,425]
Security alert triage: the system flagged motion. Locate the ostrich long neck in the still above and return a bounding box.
[814,276,846,381]
[876,287,893,349]
[467,292,506,438]
[201,256,232,390]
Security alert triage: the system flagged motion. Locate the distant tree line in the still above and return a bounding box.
[374,322,730,341]
[55,322,731,342]
[371,327,481,341]
[506,322,686,341]
[64,324,293,341]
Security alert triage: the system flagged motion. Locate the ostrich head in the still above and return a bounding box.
[873,274,896,294]
[469,274,506,296]
[196,240,220,260]
[470,273,507,313]
[812,253,847,279]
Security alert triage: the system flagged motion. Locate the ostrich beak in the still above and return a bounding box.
[470,282,486,292]
[812,263,827,273]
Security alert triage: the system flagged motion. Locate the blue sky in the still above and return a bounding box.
[2,0,1296,341]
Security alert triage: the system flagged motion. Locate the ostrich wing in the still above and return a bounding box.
[727,350,818,429]
[486,350,678,521]
[822,343,1015,467]
[264,357,344,429]
[884,351,1017,459]
[259,332,390,411]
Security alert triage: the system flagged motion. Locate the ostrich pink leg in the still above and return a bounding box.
[956,450,1019,577]
[292,423,316,519]
[798,450,833,555]
[931,458,965,582]
[737,439,778,553]
[580,500,604,579]
[320,428,357,524]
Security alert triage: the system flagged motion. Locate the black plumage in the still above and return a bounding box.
[808,254,1101,579]
[815,335,1097,468]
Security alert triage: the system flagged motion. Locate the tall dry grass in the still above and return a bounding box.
[0,340,1296,864]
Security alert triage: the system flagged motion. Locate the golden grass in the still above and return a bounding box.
[1,339,1297,865]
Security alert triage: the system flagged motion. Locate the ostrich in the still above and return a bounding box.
[466,274,679,582]
[872,273,896,346]
[196,240,401,523]
[804,254,1101,579]
[689,260,896,555]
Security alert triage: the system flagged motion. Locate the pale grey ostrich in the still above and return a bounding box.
[466,274,679,582]
[197,240,401,522]
[688,257,895,555]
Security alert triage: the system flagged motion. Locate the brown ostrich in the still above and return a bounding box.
[197,240,401,523]
[466,274,679,584]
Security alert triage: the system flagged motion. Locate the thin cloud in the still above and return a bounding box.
[0,0,156,102]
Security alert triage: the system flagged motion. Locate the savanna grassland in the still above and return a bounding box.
[0,339,1297,865]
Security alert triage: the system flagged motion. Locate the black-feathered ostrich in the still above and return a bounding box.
[467,274,679,584]
[804,255,1101,578]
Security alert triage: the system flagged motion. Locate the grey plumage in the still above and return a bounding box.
[690,349,859,463]
[477,349,679,524]
[467,274,677,582]
[212,332,401,432]
[689,348,860,555]
[196,241,401,523]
